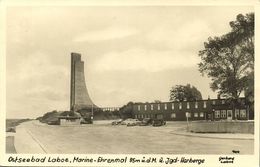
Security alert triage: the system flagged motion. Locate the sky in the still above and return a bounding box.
[6,5,253,118]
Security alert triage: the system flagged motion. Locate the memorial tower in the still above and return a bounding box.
[70,52,96,112]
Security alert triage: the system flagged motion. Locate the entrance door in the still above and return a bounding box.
[227,110,232,120]
[208,114,212,121]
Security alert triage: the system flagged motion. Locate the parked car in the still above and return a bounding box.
[81,119,93,124]
[152,119,166,127]
[47,120,59,125]
[111,119,123,125]
[122,118,141,126]
[139,118,153,126]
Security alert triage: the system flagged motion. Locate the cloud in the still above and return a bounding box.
[6,51,70,118]
[10,51,69,80]
[73,26,138,42]
[94,48,199,72]
[146,19,212,50]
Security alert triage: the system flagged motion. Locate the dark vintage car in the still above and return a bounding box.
[139,118,153,126]
[152,119,166,127]
[81,119,93,124]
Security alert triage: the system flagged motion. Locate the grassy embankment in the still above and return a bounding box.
[6,118,31,153]
[6,118,31,132]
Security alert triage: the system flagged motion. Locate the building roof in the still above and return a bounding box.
[133,97,246,105]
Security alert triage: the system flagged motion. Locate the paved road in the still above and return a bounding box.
[14,120,254,154]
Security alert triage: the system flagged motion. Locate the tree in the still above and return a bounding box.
[198,13,254,100]
[119,101,134,119]
[170,84,202,102]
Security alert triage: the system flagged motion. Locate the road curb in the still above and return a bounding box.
[170,131,254,140]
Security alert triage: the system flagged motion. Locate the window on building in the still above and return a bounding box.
[171,103,174,110]
[200,112,204,117]
[158,104,160,110]
[194,113,198,117]
[212,100,216,105]
[215,110,220,118]
[144,105,147,111]
[164,103,167,110]
[203,101,207,108]
[186,112,191,118]
[138,105,141,111]
[240,109,247,118]
[187,102,190,109]
[221,110,226,118]
[171,113,176,118]
[179,103,182,110]
[235,109,239,119]
[195,102,198,108]
[151,104,153,111]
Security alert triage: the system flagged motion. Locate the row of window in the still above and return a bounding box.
[137,102,208,111]
[214,109,247,118]
[135,109,247,120]
[171,112,204,118]
[134,112,205,119]
[136,99,247,112]
[135,114,156,119]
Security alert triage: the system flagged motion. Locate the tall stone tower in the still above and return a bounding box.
[70,52,96,112]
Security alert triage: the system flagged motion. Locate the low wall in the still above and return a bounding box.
[189,121,254,134]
